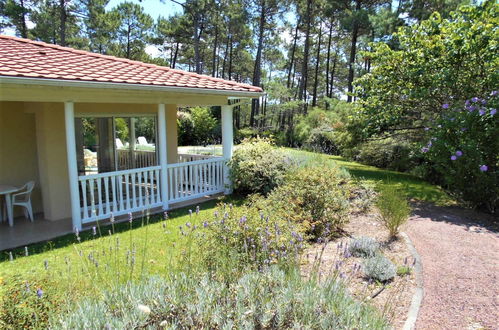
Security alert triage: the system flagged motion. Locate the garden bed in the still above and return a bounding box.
[302,208,417,329]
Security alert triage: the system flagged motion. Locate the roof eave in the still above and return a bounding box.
[0,76,265,98]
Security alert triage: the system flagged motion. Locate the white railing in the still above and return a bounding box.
[177,153,218,163]
[79,166,162,223]
[117,149,156,170]
[168,157,225,203]
[78,156,225,224]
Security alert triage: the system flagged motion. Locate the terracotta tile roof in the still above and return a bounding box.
[0,35,263,94]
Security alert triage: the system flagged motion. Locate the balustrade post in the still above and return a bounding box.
[158,104,169,210]
[221,105,234,194]
[64,101,82,231]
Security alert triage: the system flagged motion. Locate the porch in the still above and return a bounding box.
[0,193,223,251]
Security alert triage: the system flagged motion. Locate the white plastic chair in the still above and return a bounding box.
[11,181,35,222]
[116,138,125,149]
[137,136,149,146]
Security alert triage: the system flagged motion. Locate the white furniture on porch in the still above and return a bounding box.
[0,184,19,227]
[11,181,35,222]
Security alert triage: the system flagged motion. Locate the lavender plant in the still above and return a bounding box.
[363,254,396,282]
[53,267,389,329]
[349,236,380,258]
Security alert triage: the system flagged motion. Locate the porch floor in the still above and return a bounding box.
[0,193,223,251]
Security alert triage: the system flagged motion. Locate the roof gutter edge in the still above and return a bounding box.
[0,76,265,98]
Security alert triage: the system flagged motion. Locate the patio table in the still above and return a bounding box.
[0,184,19,227]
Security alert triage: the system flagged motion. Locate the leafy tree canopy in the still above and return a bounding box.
[355,0,498,138]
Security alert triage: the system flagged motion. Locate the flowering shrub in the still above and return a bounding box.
[54,267,389,329]
[194,203,303,277]
[228,138,292,195]
[421,93,498,212]
[256,164,352,239]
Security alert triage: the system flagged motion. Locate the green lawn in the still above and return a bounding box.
[285,149,454,206]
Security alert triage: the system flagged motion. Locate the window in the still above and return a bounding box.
[75,116,157,175]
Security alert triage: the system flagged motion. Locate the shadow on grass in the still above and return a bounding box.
[0,194,245,262]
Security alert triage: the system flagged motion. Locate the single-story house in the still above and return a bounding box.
[0,35,263,250]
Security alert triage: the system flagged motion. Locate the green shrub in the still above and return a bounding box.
[192,203,303,278]
[377,185,411,237]
[258,164,351,239]
[363,255,396,282]
[397,265,412,276]
[349,236,379,258]
[228,138,291,195]
[53,267,389,329]
[234,127,259,143]
[304,125,339,155]
[354,138,416,172]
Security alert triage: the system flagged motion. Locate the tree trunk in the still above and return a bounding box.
[211,26,218,76]
[286,18,300,89]
[172,42,179,68]
[20,0,27,38]
[325,20,333,101]
[228,37,233,80]
[312,24,322,107]
[347,0,361,102]
[126,24,131,59]
[59,0,67,46]
[221,36,230,79]
[329,53,337,97]
[193,11,202,73]
[298,0,312,112]
[251,0,266,128]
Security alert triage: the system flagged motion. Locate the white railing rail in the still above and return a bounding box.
[168,157,225,203]
[78,157,225,223]
[78,166,162,224]
[117,149,157,170]
[177,153,218,163]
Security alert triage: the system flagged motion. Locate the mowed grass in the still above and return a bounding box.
[0,195,244,297]
[285,149,454,206]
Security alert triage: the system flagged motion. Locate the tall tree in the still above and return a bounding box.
[110,1,153,60]
[0,0,31,37]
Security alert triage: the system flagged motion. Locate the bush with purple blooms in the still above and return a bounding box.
[193,203,303,279]
[420,92,499,212]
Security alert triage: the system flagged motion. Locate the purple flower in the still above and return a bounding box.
[450,155,457,161]
[189,209,192,217]
[37,288,43,298]
[424,127,430,131]
[421,147,429,153]
[490,109,497,116]
[203,221,209,228]
[491,91,498,97]
[471,97,479,103]
[479,165,488,172]
[455,150,463,157]
[196,206,200,215]
[92,226,97,236]
[442,103,449,109]
[128,212,133,223]
[460,127,467,132]
[479,109,486,116]
[467,105,476,112]
[164,211,168,219]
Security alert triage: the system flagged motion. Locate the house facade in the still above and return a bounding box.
[0,35,263,239]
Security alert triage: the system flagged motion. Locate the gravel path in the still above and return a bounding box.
[406,203,499,330]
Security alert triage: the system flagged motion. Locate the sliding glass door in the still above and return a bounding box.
[75,115,158,176]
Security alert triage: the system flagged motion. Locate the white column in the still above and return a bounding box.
[64,102,82,231]
[221,105,234,194]
[157,104,169,210]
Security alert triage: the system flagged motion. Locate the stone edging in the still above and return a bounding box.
[401,232,424,330]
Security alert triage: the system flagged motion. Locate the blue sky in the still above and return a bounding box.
[106,0,184,20]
